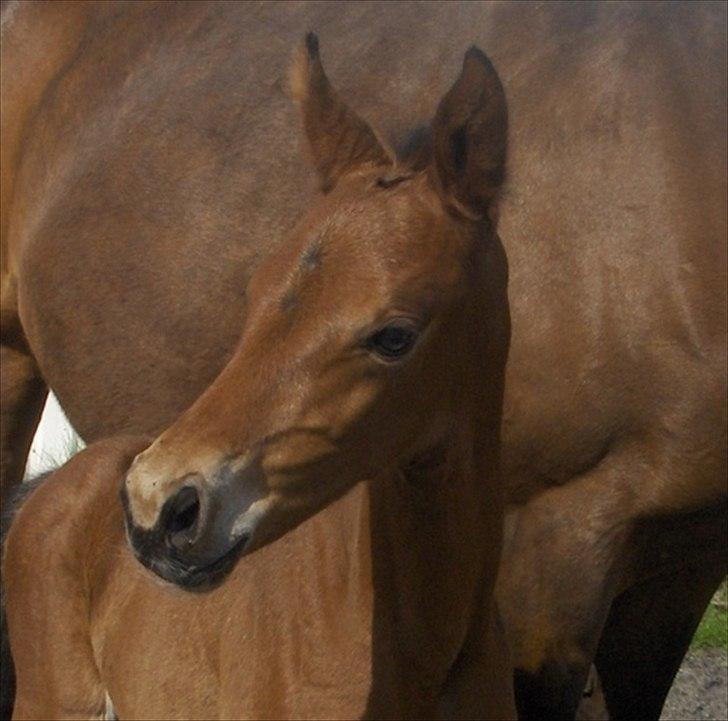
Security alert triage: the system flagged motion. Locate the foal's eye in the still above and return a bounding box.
[366,322,419,361]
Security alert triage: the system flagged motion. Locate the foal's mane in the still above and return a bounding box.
[0,471,53,549]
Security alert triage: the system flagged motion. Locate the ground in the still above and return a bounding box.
[661,583,727,721]
[661,649,728,721]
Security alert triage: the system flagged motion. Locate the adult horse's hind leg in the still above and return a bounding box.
[1,286,48,720]
[0,300,47,502]
[594,507,727,721]
[0,609,14,721]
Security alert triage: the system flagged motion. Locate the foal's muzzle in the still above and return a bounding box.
[121,482,252,589]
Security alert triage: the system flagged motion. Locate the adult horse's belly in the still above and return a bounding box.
[12,1,727,507]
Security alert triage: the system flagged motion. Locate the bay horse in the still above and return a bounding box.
[4,36,515,719]
[1,2,726,720]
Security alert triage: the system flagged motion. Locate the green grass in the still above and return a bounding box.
[691,580,727,650]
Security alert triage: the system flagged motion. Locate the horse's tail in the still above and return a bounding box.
[1,472,53,721]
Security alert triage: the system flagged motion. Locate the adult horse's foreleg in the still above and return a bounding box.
[594,507,727,721]
[497,457,635,721]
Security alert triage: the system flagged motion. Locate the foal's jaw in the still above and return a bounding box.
[122,34,507,589]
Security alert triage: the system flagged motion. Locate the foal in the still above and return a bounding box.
[4,36,513,719]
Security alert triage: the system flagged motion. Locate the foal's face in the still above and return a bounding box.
[122,35,508,588]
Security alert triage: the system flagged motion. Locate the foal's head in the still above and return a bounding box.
[123,34,508,587]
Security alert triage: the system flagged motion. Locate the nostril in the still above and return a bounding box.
[169,495,199,534]
[163,486,201,550]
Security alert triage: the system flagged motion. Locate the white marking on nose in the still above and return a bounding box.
[125,445,224,529]
[230,495,274,543]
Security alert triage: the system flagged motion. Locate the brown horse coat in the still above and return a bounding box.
[4,436,514,720]
[5,27,517,720]
[2,2,726,719]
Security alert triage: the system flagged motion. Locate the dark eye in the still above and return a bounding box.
[366,322,419,361]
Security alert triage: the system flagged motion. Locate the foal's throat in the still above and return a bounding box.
[361,433,501,712]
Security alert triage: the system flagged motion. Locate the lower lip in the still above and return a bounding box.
[153,532,252,590]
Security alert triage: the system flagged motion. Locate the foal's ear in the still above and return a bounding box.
[290,33,391,192]
[431,47,508,220]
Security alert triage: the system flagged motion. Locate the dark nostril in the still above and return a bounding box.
[163,486,201,550]
[169,493,199,534]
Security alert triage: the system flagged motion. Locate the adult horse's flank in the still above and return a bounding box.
[1,2,726,720]
[4,36,516,720]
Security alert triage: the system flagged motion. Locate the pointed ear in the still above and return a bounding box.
[290,33,391,192]
[430,47,508,220]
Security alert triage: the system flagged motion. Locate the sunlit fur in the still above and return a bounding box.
[2,3,725,720]
[4,34,516,720]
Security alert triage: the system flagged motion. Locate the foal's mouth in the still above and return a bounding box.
[129,530,253,591]
[150,532,252,590]
[121,483,254,590]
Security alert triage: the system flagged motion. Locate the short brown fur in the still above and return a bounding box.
[4,31,515,720]
[2,3,726,719]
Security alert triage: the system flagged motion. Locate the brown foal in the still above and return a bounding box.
[4,37,515,720]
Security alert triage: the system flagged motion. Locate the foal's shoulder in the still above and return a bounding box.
[3,436,149,720]
[3,435,150,574]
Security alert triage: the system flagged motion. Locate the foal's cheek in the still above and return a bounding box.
[262,432,338,486]
[299,371,381,438]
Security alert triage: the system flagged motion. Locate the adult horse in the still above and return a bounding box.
[1,2,725,719]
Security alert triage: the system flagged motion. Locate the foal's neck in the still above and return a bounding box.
[360,424,503,716]
[361,235,509,716]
